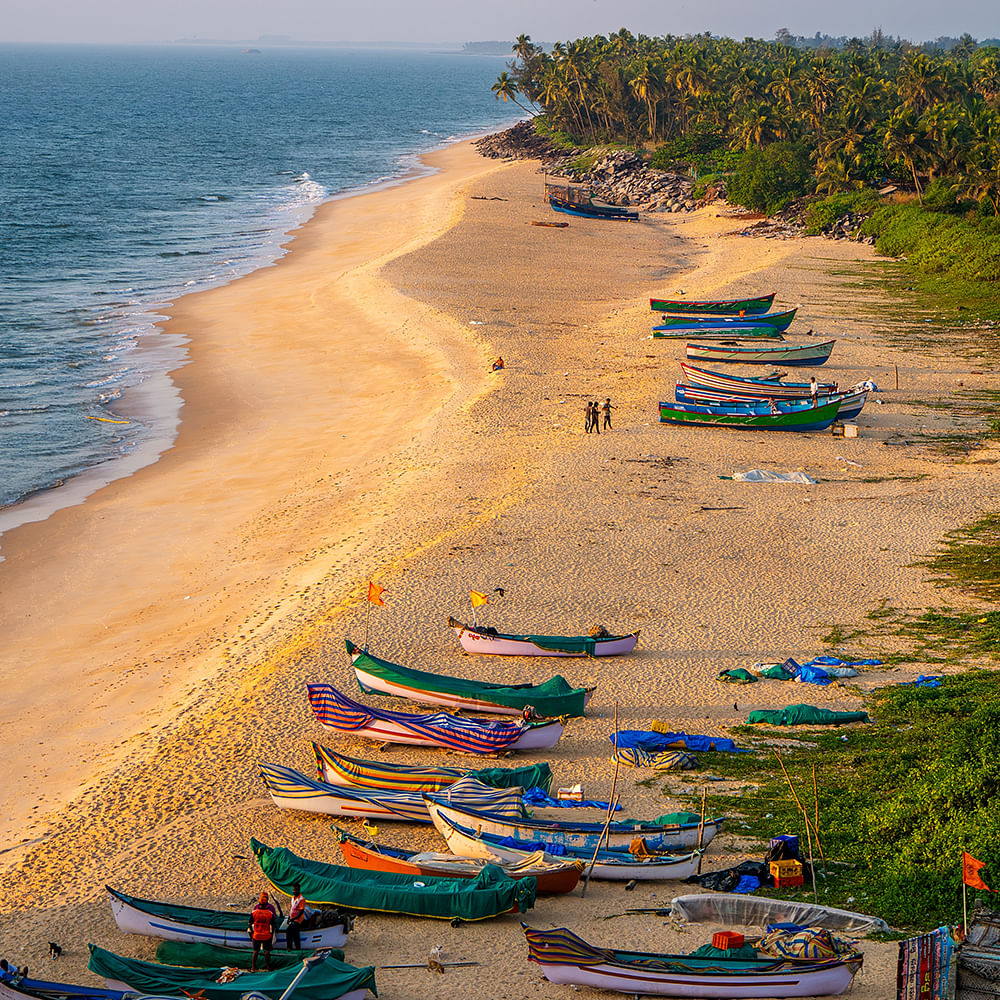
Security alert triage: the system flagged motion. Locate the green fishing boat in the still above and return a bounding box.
[659,398,841,431]
[653,307,797,333]
[650,293,776,315]
[155,940,344,970]
[348,639,593,717]
[251,839,536,921]
[88,944,375,1000]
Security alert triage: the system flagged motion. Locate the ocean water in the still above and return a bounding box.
[0,43,521,520]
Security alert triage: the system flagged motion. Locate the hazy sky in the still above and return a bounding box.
[2,0,994,45]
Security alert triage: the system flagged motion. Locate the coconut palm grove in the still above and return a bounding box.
[493,30,1000,287]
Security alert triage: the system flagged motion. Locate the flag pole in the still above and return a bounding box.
[964,871,968,932]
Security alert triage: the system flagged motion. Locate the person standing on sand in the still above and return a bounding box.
[248,891,277,972]
[602,398,614,430]
[585,401,594,433]
[809,377,818,407]
[591,401,600,434]
[286,883,306,950]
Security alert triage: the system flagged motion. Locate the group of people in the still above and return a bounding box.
[247,884,306,972]
[585,398,614,434]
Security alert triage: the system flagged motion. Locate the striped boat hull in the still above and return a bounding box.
[685,340,835,365]
[680,362,838,395]
[306,684,564,753]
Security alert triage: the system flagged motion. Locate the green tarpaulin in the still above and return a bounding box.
[252,839,535,921]
[351,644,589,717]
[88,944,375,1000]
[718,668,758,684]
[748,704,870,726]
[155,940,344,970]
[468,762,552,792]
[760,664,795,680]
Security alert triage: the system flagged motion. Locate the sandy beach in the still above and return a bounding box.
[1,137,997,998]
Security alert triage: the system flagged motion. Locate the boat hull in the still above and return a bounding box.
[674,387,866,420]
[425,796,720,852]
[680,362,837,394]
[107,889,349,949]
[650,293,776,315]
[449,620,639,657]
[685,340,835,365]
[659,398,841,431]
[654,308,796,333]
[433,810,701,881]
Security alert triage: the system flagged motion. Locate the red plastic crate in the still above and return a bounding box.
[774,874,805,889]
[713,932,745,949]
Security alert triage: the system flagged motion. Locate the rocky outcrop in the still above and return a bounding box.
[475,123,723,214]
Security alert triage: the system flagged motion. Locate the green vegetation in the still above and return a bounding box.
[727,142,812,213]
[803,190,882,232]
[691,671,1000,928]
[923,513,1000,600]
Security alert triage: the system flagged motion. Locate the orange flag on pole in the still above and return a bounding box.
[367,581,386,606]
[963,852,994,891]
[470,591,489,608]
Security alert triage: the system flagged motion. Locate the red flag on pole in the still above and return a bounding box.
[963,852,994,891]
[367,582,386,606]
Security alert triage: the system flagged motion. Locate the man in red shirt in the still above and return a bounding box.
[286,883,306,950]
[248,891,277,972]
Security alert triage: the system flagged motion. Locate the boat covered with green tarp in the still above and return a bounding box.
[87,945,375,1000]
[748,704,870,726]
[251,839,535,921]
[348,640,593,717]
[154,940,344,970]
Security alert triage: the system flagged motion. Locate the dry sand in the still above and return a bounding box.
[1,139,997,998]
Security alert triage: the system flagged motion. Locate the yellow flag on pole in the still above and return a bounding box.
[470,591,489,608]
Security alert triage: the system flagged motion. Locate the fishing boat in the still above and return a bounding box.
[673,386,867,420]
[154,940,341,971]
[549,195,638,222]
[251,838,535,921]
[306,684,565,752]
[334,826,583,894]
[650,293,776,315]
[106,885,350,949]
[448,618,638,657]
[312,742,553,793]
[659,398,841,431]
[424,794,721,852]
[685,340,835,366]
[680,362,837,395]
[523,925,861,998]
[347,639,593,717]
[259,763,525,822]
[88,945,375,1000]
[431,808,702,881]
[0,973,176,1000]
[653,326,786,340]
[654,307,797,334]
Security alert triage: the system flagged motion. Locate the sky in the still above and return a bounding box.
[1,0,994,46]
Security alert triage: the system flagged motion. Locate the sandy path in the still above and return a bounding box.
[1,145,997,999]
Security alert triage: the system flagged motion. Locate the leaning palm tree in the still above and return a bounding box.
[884,108,929,201]
[491,71,536,117]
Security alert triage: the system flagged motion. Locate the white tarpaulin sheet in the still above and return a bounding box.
[733,469,817,483]
[670,893,890,934]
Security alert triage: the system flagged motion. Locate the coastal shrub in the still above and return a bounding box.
[650,124,727,170]
[802,190,881,234]
[727,142,812,215]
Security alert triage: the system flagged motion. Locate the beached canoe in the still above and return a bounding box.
[674,386,867,420]
[251,838,535,921]
[307,683,565,752]
[106,885,350,949]
[659,398,841,431]
[334,826,583,894]
[153,940,341,971]
[312,742,552,793]
[448,618,639,657]
[549,196,638,221]
[523,925,861,998]
[259,763,525,822]
[685,340,835,366]
[654,307,797,333]
[650,293,776,315]
[0,973,176,1000]
[424,794,721,852]
[680,362,838,394]
[88,945,374,1000]
[431,807,702,881]
[347,639,593,717]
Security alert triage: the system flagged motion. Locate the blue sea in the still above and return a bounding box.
[0,44,521,521]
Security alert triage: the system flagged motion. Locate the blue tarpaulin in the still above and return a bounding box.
[522,787,620,810]
[901,675,943,688]
[611,730,749,753]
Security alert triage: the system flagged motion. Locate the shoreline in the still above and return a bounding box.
[1,137,997,999]
[0,124,522,551]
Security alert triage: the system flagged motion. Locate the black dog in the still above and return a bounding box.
[48,943,62,960]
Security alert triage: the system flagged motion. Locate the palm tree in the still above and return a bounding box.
[884,108,929,200]
[815,151,864,193]
[629,55,664,138]
[491,72,535,116]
